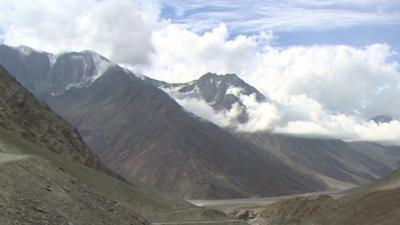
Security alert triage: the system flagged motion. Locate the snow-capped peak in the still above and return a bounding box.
[85,51,114,83]
[55,50,115,91]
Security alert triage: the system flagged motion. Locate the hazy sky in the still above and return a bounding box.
[1,0,400,143]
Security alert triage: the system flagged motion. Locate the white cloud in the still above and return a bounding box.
[0,0,160,65]
[144,23,400,118]
[141,23,400,143]
[164,86,281,132]
[235,94,281,132]
[275,95,400,144]
[249,44,400,120]
[173,97,231,128]
[276,121,333,138]
[226,86,243,96]
[139,23,262,82]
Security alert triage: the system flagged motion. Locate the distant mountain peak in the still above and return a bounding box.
[144,72,268,126]
[16,45,35,56]
[199,72,239,80]
[0,45,114,97]
[61,49,110,62]
[177,72,266,100]
[370,115,394,124]
[198,72,243,83]
[15,45,48,56]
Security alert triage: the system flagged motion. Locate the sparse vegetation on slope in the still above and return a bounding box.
[0,65,245,224]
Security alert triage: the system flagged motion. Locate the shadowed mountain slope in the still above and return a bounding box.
[47,65,326,199]
[0,65,245,224]
[150,72,400,190]
[0,65,100,167]
[145,72,400,191]
[241,132,399,190]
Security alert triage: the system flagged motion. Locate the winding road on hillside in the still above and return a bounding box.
[0,153,30,164]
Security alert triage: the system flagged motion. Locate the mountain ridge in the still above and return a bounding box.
[0,45,114,98]
[47,65,326,199]
[2,44,399,200]
[145,72,268,126]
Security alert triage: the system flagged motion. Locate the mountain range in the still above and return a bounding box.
[1,44,399,200]
[0,64,248,224]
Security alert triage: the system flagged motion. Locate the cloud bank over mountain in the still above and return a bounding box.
[1,0,400,143]
[0,0,159,65]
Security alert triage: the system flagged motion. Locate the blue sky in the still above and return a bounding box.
[159,0,400,50]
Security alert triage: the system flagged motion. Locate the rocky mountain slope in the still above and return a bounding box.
[241,132,400,190]
[46,65,326,199]
[146,70,400,191]
[232,168,400,225]
[0,45,328,199]
[145,71,400,190]
[2,44,399,199]
[0,65,245,224]
[0,64,100,168]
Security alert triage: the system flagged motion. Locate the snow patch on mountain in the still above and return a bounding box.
[16,46,34,56]
[174,97,231,127]
[90,52,114,82]
[226,86,243,97]
[235,94,281,132]
[162,83,199,99]
[60,51,114,91]
[48,53,57,67]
